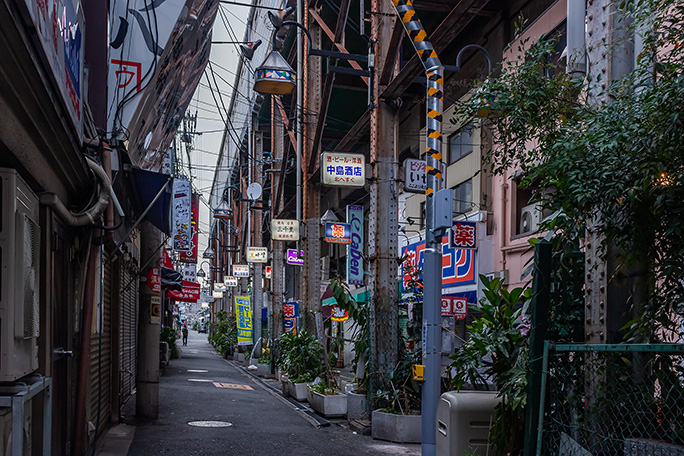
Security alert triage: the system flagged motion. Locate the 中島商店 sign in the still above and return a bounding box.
[321,152,365,187]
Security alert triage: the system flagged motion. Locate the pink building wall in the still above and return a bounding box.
[492,0,567,290]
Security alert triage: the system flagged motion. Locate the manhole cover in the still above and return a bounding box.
[188,421,233,428]
[187,369,208,373]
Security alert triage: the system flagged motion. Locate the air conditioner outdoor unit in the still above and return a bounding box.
[0,169,40,382]
[519,203,542,235]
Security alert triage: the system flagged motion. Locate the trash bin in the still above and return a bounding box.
[436,390,500,455]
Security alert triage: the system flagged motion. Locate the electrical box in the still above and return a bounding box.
[0,169,40,381]
[433,188,453,231]
[436,390,500,455]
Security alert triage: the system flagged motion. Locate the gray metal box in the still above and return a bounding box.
[436,390,500,455]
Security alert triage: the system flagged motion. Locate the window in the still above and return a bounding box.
[452,179,473,216]
[448,125,474,164]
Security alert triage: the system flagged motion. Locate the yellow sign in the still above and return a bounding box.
[235,296,252,345]
[412,364,424,381]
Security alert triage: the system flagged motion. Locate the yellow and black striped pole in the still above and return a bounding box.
[391,1,444,454]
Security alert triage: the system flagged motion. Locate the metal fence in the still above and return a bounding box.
[537,343,684,456]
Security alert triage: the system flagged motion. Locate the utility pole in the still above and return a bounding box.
[368,0,400,402]
[391,0,445,454]
[253,130,264,348]
[271,97,285,342]
[137,221,161,419]
[303,16,323,339]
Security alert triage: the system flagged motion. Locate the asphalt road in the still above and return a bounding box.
[125,329,420,456]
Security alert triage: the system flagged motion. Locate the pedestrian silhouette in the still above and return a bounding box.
[182,326,188,346]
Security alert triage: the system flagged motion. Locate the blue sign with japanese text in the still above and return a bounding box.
[325,222,352,244]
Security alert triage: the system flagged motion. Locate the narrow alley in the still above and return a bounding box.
[97,330,420,456]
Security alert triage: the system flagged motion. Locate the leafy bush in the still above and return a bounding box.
[160,326,179,359]
[276,331,323,383]
[210,310,237,356]
[448,275,531,455]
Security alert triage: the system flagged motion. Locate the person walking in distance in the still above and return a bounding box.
[182,325,188,346]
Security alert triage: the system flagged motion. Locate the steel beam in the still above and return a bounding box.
[381,0,489,100]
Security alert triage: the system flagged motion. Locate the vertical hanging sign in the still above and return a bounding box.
[283,301,298,334]
[180,193,199,262]
[172,179,192,251]
[346,205,364,285]
[235,296,253,345]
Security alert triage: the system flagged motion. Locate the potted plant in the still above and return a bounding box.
[276,331,323,401]
[447,275,531,455]
[371,346,423,443]
[307,380,347,418]
[209,311,237,359]
[330,278,371,419]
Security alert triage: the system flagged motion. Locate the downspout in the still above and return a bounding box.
[39,156,122,227]
[390,0,443,455]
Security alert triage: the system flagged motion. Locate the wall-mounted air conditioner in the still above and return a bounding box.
[0,169,40,382]
[519,203,542,235]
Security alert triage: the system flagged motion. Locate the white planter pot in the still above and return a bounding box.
[236,353,245,362]
[255,363,269,376]
[372,409,422,443]
[290,382,310,402]
[308,390,347,418]
[346,391,368,420]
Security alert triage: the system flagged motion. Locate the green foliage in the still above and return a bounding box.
[452,1,684,342]
[448,275,531,455]
[373,345,422,415]
[275,331,323,382]
[309,380,341,395]
[330,278,369,390]
[258,347,270,365]
[160,326,179,359]
[210,310,237,356]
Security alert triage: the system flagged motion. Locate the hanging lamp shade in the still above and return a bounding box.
[214,200,232,220]
[202,246,215,259]
[254,50,296,95]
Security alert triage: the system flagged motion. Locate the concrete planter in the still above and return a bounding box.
[289,381,310,402]
[236,353,245,362]
[255,363,269,376]
[372,409,421,443]
[346,391,368,420]
[280,376,290,396]
[308,389,347,418]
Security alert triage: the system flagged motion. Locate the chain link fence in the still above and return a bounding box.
[537,344,684,456]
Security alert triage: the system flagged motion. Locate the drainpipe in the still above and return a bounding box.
[39,156,122,226]
[391,0,444,454]
[567,0,587,76]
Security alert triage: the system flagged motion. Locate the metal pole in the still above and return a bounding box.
[296,0,303,232]
[391,0,444,454]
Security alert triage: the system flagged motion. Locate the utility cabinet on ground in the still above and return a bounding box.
[436,390,500,455]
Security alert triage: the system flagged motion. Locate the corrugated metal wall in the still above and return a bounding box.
[119,264,138,404]
[88,255,112,440]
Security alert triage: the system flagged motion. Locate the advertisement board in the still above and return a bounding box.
[233,265,250,277]
[272,219,299,241]
[404,158,427,192]
[247,247,268,263]
[283,301,298,334]
[346,205,364,285]
[450,221,477,249]
[324,222,352,244]
[235,296,252,345]
[321,152,365,187]
[224,276,238,287]
[172,179,192,251]
[179,194,199,262]
[401,236,476,289]
[286,249,304,266]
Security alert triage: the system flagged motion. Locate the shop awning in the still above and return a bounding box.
[130,168,173,235]
[168,280,201,303]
